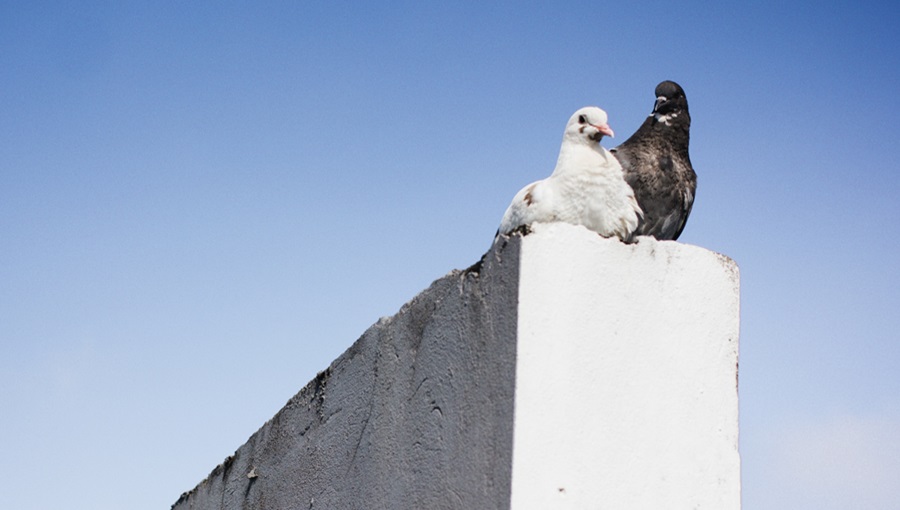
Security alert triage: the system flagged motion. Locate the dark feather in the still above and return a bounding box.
[611,80,697,241]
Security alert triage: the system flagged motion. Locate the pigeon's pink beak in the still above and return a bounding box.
[594,123,615,138]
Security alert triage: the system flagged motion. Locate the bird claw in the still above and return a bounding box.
[511,224,533,237]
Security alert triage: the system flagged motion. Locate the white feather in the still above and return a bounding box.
[652,111,679,126]
[498,106,642,241]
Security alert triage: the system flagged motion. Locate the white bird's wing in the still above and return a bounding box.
[498,179,552,235]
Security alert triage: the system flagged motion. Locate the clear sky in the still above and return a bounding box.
[1,2,898,508]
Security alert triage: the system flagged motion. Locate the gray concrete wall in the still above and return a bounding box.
[172,235,522,510]
[172,224,741,510]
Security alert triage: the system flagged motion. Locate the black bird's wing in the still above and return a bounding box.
[613,144,695,241]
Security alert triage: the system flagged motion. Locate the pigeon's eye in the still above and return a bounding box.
[578,115,586,124]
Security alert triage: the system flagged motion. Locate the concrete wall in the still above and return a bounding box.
[172,233,522,510]
[172,223,740,510]
[510,223,740,509]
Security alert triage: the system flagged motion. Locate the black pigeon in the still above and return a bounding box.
[611,80,697,240]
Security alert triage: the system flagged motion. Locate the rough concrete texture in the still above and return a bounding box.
[172,235,522,510]
[172,223,740,510]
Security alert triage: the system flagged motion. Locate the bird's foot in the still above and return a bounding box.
[511,224,533,237]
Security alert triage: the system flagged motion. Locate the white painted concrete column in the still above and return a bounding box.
[510,222,740,509]
[172,222,740,510]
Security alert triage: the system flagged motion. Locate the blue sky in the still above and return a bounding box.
[1,2,898,508]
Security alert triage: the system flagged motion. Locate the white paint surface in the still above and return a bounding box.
[510,223,740,509]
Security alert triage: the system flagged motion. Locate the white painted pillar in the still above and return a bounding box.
[510,223,740,509]
[172,222,740,510]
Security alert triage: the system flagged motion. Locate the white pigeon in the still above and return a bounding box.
[497,106,643,241]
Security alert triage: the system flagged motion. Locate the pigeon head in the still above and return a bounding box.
[566,106,615,144]
[651,80,689,118]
